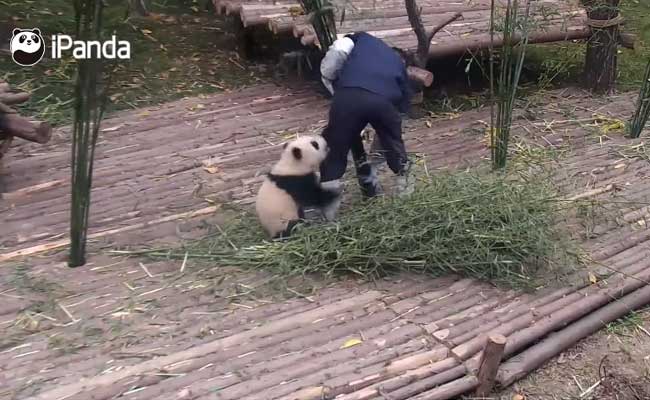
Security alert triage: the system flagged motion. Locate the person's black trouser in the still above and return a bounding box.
[320,87,408,193]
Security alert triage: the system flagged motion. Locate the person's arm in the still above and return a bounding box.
[320,36,355,95]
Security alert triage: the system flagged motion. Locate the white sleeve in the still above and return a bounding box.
[320,37,355,94]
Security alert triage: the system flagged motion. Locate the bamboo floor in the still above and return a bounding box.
[214,0,590,57]
[2,84,650,399]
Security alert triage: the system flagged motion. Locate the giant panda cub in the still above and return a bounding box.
[255,135,340,239]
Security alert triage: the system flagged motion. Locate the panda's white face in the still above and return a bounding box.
[272,135,329,175]
[11,30,42,54]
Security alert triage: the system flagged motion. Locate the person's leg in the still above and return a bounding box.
[320,88,368,219]
[367,99,414,196]
[350,134,381,198]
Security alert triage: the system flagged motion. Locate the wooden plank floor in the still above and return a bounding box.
[2,84,650,400]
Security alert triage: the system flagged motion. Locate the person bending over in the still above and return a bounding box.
[318,31,414,220]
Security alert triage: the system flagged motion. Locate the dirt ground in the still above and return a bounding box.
[498,318,650,400]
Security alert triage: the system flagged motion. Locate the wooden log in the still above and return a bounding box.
[407,66,433,87]
[422,26,590,59]
[409,375,479,400]
[498,265,650,360]
[583,0,621,94]
[0,92,30,105]
[0,113,52,144]
[474,334,507,397]
[436,287,579,344]
[452,259,650,360]
[619,31,636,49]
[333,359,461,400]
[383,364,467,400]
[497,283,650,387]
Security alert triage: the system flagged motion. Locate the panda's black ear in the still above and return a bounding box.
[32,28,41,36]
[292,147,302,160]
[283,142,289,149]
[13,28,21,36]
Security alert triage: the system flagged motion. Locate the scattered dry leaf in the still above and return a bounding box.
[102,124,124,132]
[340,338,362,349]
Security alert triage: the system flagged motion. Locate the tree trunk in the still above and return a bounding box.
[583,0,621,94]
[404,0,462,98]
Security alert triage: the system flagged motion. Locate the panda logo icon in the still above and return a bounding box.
[10,28,45,67]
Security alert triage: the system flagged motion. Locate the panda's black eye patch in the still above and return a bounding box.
[19,34,26,43]
[292,147,302,160]
[311,141,319,150]
[32,35,39,43]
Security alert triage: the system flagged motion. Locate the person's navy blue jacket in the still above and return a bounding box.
[334,32,413,113]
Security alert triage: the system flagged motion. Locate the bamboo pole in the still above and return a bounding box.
[452,260,650,360]
[68,0,108,267]
[474,334,507,396]
[381,364,467,400]
[409,375,479,400]
[499,269,650,359]
[497,283,650,387]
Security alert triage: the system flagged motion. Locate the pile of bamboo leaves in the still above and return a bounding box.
[628,59,650,138]
[489,0,532,169]
[149,171,564,287]
[69,0,108,267]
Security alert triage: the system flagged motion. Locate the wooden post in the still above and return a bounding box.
[582,0,622,94]
[474,333,507,397]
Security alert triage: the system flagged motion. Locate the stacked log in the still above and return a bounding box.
[214,0,598,56]
[0,80,52,161]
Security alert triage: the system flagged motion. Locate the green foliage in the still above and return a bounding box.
[299,0,337,50]
[147,171,566,288]
[628,59,650,138]
[0,0,256,126]
[490,0,531,169]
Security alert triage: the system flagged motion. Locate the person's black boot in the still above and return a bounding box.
[357,163,382,199]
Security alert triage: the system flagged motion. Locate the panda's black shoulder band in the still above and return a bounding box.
[268,173,338,208]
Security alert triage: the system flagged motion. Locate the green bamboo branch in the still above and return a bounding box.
[69,0,108,267]
[628,59,650,139]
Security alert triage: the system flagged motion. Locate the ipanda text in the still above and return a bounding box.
[51,35,130,59]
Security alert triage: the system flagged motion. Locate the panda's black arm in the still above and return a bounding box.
[269,173,340,208]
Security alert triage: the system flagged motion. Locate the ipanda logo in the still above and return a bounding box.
[11,28,45,66]
[10,27,131,67]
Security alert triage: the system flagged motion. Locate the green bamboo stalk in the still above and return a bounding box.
[298,0,337,50]
[69,0,108,267]
[490,0,531,170]
[628,59,650,139]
